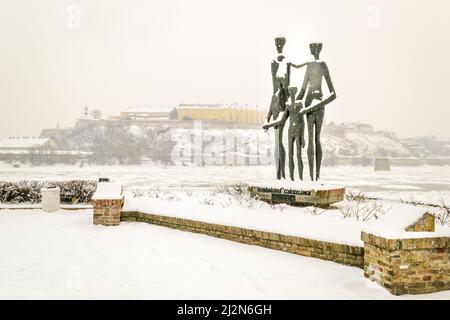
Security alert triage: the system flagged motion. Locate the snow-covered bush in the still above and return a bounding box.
[182,187,193,197]
[210,184,258,208]
[433,200,450,226]
[131,188,181,202]
[132,184,265,209]
[131,188,147,198]
[337,192,386,221]
[0,180,97,204]
[305,207,328,216]
[55,180,97,204]
[400,198,450,227]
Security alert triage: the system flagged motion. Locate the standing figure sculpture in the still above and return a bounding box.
[294,42,337,181]
[264,87,305,180]
[265,37,290,179]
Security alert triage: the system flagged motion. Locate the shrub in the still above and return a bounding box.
[0,180,97,204]
[400,198,450,227]
[338,191,386,221]
[433,199,450,226]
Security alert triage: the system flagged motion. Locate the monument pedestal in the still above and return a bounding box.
[248,182,345,207]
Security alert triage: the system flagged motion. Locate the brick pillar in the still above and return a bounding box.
[362,229,450,295]
[91,182,124,226]
[92,198,124,226]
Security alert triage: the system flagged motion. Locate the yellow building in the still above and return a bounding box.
[176,103,265,125]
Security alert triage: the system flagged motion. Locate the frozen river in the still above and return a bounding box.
[1,163,449,205]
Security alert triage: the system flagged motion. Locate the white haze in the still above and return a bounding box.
[0,0,449,138]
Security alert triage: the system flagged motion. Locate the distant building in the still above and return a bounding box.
[38,103,267,147]
[376,130,397,140]
[407,145,428,158]
[0,137,57,153]
[341,122,374,134]
[443,144,450,156]
[120,108,172,120]
[323,122,346,137]
[0,137,90,164]
[176,103,265,125]
[40,127,74,139]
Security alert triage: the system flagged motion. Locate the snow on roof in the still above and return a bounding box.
[122,108,172,113]
[249,180,344,191]
[178,103,262,111]
[0,150,92,155]
[79,116,100,121]
[0,137,50,149]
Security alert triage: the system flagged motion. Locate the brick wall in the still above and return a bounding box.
[121,210,364,268]
[362,232,450,295]
[92,198,124,226]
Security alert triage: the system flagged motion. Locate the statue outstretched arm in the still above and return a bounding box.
[271,60,278,93]
[299,94,336,115]
[297,65,310,101]
[263,110,289,130]
[287,62,309,94]
[266,107,273,123]
[300,62,336,116]
[301,122,305,147]
[322,62,336,96]
[288,62,310,69]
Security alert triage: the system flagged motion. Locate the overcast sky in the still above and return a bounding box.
[0,0,449,138]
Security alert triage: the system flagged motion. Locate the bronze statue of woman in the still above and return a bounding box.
[265,37,289,179]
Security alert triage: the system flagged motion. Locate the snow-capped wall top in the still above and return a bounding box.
[92,182,123,200]
[362,204,450,239]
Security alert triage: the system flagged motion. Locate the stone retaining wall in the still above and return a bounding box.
[121,210,364,268]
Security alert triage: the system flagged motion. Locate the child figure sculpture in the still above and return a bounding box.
[264,87,305,181]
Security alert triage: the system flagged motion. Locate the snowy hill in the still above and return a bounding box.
[323,131,411,158]
[170,123,412,165]
[37,120,411,165]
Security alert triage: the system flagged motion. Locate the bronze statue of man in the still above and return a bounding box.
[294,42,337,181]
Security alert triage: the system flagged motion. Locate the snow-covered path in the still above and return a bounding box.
[1,210,450,299]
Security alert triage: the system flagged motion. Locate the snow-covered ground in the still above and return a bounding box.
[1,163,449,298]
[1,163,449,205]
[124,193,450,247]
[1,209,450,300]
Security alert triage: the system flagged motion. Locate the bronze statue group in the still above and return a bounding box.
[264,37,337,181]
